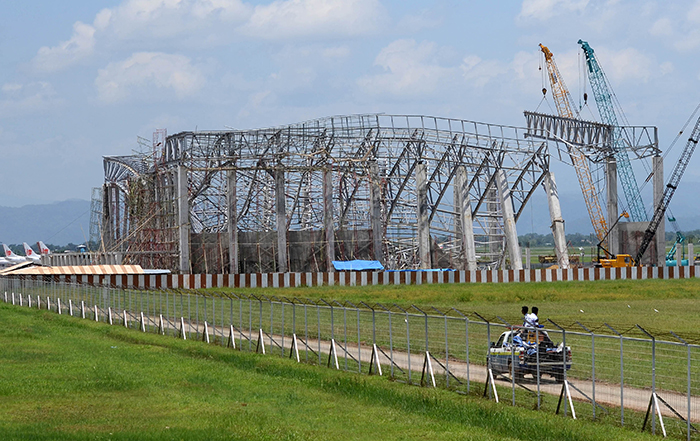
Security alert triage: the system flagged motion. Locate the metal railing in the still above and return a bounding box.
[1,276,698,439]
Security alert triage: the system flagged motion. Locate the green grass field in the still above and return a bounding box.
[0,303,663,441]
[213,277,700,339]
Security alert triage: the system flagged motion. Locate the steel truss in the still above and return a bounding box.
[103,114,554,273]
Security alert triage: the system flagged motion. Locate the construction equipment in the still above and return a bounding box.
[634,110,700,265]
[665,215,686,264]
[539,44,609,243]
[578,40,647,222]
[596,211,632,267]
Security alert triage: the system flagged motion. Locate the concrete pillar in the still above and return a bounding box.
[102,184,112,249]
[689,243,694,265]
[114,187,120,243]
[323,167,335,270]
[544,172,570,269]
[227,169,238,274]
[607,159,618,256]
[455,166,477,271]
[496,169,522,270]
[653,156,665,267]
[369,162,384,265]
[676,241,682,267]
[487,187,500,260]
[177,165,190,274]
[415,161,431,269]
[525,247,531,270]
[275,167,288,273]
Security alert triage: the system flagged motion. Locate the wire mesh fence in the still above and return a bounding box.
[1,276,699,439]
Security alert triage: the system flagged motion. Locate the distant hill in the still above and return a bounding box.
[0,200,91,245]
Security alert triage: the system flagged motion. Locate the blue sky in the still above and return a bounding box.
[1,0,700,235]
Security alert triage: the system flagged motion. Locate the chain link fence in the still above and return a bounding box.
[1,276,698,439]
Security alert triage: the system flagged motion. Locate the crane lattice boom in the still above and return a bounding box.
[540,43,608,243]
[578,40,647,222]
[635,114,700,263]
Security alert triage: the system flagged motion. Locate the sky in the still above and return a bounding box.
[1,0,700,236]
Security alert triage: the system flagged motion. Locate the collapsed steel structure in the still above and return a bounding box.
[101,113,644,274]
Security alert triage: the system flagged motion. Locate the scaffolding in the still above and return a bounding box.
[102,114,590,274]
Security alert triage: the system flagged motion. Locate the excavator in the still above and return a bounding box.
[595,211,633,268]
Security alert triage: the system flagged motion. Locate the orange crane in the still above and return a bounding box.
[539,43,608,244]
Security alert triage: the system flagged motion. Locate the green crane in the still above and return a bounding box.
[578,40,648,222]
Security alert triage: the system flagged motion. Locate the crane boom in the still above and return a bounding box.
[578,40,647,222]
[635,114,700,263]
[539,44,608,243]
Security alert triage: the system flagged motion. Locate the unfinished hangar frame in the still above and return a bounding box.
[101,113,628,274]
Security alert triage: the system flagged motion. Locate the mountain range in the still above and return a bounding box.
[0,200,92,246]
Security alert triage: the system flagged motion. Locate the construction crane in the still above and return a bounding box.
[539,43,609,244]
[665,214,685,264]
[578,40,647,222]
[634,111,700,264]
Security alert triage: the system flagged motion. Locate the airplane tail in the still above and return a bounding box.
[3,244,18,258]
[23,242,36,257]
[38,241,51,255]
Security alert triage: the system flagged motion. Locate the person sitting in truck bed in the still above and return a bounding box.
[512,330,537,356]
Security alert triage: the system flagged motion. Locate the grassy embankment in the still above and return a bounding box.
[0,303,661,441]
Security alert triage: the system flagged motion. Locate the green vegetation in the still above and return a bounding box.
[0,304,661,441]
[215,277,700,338]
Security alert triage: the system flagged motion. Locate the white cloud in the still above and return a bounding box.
[95,52,205,103]
[660,61,674,75]
[357,39,456,98]
[593,47,653,82]
[32,0,381,72]
[32,21,96,72]
[460,56,508,88]
[241,0,386,39]
[518,0,588,21]
[97,0,251,40]
[0,82,60,117]
[650,17,673,36]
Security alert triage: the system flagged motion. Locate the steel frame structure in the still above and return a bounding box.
[103,114,562,273]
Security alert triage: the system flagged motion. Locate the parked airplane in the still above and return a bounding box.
[23,243,41,263]
[38,241,51,255]
[2,244,27,264]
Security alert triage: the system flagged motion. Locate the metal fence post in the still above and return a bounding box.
[347,301,362,373]
[377,304,394,378]
[452,308,470,393]
[670,331,692,441]
[431,307,449,387]
[393,304,411,384]
[576,321,596,419]
[496,316,516,406]
[473,312,491,399]
[637,325,656,434]
[606,323,624,426]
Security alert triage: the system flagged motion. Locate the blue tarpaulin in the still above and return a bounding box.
[332,260,385,271]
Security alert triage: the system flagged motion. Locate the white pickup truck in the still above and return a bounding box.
[487,329,572,382]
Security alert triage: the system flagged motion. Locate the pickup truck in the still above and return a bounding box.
[487,329,572,382]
